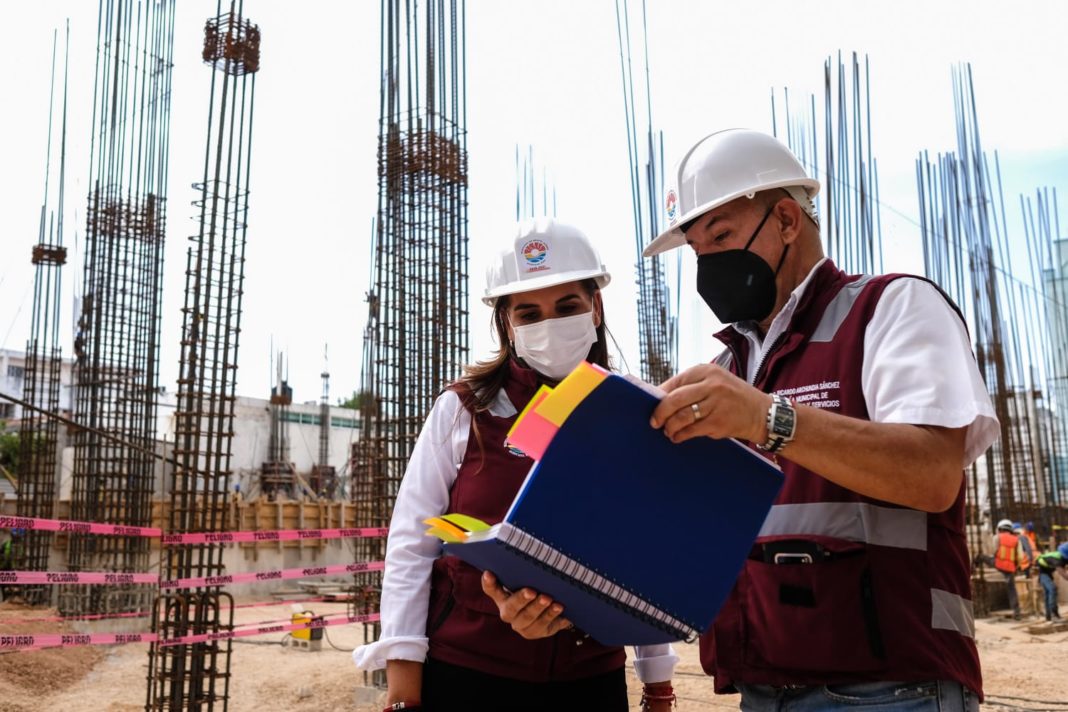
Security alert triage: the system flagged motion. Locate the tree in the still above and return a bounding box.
[338,390,373,411]
[0,423,19,473]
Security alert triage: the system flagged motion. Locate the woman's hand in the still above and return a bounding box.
[480,571,572,639]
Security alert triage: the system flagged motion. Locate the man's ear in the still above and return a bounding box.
[776,198,804,245]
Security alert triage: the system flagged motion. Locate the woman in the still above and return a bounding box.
[354,218,678,711]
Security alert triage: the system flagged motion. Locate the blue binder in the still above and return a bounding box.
[444,373,783,646]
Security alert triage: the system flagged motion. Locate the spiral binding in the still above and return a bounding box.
[498,523,696,641]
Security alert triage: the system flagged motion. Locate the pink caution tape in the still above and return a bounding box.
[0,631,157,650]
[0,571,158,585]
[0,514,160,538]
[0,611,381,651]
[159,611,381,646]
[159,560,385,590]
[160,527,388,545]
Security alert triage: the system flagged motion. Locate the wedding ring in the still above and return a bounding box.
[691,402,702,422]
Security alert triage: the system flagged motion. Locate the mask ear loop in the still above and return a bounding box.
[742,207,776,251]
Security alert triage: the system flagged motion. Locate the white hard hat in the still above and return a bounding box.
[483,217,611,306]
[996,519,1013,531]
[643,128,821,257]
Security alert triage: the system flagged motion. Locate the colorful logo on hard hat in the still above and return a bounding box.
[666,189,678,224]
[522,240,549,267]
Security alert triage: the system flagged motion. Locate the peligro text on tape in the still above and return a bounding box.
[0,612,382,651]
[0,514,387,545]
[0,571,159,585]
[160,526,388,545]
[0,514,160,538]
[159,560,385,590]
[159,611,381,646]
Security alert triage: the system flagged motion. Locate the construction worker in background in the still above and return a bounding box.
[353,219,678,711]
[994,518,1023,619]
[0,528,23,601]
[639,129,999,710]
[1024,521,1039,554]
[1013,522,1034,577]
[1036,543,1068,621]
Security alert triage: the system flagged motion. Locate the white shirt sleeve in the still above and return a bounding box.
[861,278,999,466]
[632,643,679,683]
[352,390,470,671]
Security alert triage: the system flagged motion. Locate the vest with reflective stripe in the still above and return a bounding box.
[702,260,982,697]
[1037,551,1065,572]
[426,359,626,682]
[994,532,1020,573]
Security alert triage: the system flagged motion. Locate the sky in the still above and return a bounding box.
[1,1,1066,405]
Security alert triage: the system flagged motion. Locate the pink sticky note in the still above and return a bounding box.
[505,410,558,460]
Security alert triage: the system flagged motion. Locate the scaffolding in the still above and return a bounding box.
[61,0,176,617]
[145,3,259,709]
[350,0,469,677]
[15,26,71,606]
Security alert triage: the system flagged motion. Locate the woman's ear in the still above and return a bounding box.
[592,290,604,328]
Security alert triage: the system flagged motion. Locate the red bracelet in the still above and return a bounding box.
[640,683,676,710]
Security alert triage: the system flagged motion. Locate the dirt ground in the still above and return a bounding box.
[1,599,1066,712]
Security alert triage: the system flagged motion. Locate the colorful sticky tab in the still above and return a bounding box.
[441,513,491,533]
[505,408,559,461]
[424,526,465,544]
[424,517,469,542]
[507,385,553,438]
[533,362,608,426]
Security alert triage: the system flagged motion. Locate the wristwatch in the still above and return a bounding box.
[758,393,796,453]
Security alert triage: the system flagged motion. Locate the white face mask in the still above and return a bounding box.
[512,312,598,381]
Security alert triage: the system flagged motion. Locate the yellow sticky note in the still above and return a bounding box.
[534,362,607,426]
[441,513,491,533]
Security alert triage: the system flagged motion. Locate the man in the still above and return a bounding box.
[0,528,22,601]
[644,129,999,711]
[1024,521,1039,555]
[1035,543,1068,622]
[1013,522,1034,578]
[993,519,1023,618]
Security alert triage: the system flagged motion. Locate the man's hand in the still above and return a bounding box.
[650,363,769,444]
[480,571,572,639]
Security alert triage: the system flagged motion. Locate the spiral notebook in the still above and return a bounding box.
[440,364,783,646]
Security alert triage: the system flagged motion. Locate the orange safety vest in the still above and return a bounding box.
[1026,531,1038,555]
[994,531,1020,573]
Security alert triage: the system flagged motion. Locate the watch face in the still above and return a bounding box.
[772,406,795,436]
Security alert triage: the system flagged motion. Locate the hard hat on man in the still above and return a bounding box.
[643,128,820,257]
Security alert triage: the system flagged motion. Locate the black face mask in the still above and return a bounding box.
[695,207,788,324]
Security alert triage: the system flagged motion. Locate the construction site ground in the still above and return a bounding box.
[1,599,1065,712]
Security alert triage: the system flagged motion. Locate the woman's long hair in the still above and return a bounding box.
[456,278,610,413]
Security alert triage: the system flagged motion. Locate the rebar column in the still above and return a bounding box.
[16,26,71,606]
[145,4,258,710]
[350,0,470,679]
[62,0,176,617]
[616,0,676,383]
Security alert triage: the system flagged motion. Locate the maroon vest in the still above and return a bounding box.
[426,360,626,682]
[701,260,982,696]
